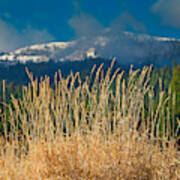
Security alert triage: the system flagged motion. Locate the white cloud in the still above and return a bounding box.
[68,13,104,37]
[21,26,55,45]
[111,12,146,33]
[152,0,180,28]
[0,19,54,52]
[68,11,146,38]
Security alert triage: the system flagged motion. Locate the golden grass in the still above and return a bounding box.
[0,134,180,180]
[0,59,179,179]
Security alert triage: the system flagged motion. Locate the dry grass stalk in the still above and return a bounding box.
[0,60,179,179]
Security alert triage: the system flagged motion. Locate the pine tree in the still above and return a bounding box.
[171,65,180,118]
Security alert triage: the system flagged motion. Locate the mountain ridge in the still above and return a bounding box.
[0,30,180,66]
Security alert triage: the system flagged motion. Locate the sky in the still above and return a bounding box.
[0,0,180,51]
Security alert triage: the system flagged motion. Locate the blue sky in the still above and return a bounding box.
[0,0,180,51]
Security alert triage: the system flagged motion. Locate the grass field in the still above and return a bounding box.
[0,60,179,179]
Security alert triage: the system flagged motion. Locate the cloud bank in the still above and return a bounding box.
[0,19,54,52]
[68,12,146,38]
[68,13,104,37]
[111,12,146,33]
[152,0,180,28]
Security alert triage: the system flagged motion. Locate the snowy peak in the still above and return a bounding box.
[14,41,75,54]
[0,41,76,63]
[0,30,180,66]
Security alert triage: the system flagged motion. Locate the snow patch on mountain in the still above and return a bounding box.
[154,36,179,42]
[0,41,76,63]
[15,41,75,54]
[0,30,180,66]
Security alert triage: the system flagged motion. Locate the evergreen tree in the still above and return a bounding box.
[171,65,180,118]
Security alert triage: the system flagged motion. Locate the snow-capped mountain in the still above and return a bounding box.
[1,29,180,66]
[0,41,76,63]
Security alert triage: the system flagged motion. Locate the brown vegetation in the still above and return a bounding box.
[0,60,179,179]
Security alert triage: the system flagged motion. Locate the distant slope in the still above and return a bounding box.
[0,29,180,66]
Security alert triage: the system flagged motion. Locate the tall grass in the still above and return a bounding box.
[0,59,179,179]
